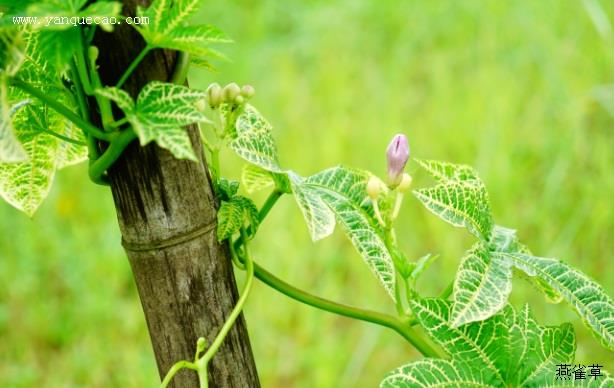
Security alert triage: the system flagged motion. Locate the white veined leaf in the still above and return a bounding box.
[411,298,511,384]
[136,81,208,127]
[381,359,492,388]
[0,103,63,216]
[409,253,439,282]
[216,195,258,241]
[95,87,135,113]
[0,80,28,162]
[242,164,275,194]
[414,158,480,183]
[450,242,513,327]
[413,179,493,240]
[55,120,88,169]
[229,125,282,172]
[410,299,580,387]
[141,125,198,162]
[289,172,335,242]
[300,167,396,299]
[135,0,229,63]
[0,28,26,76]
[501,252,614,351]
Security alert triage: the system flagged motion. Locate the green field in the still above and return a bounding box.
[1,1,613,386]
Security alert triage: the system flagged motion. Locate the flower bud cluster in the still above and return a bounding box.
[206,82,255,108]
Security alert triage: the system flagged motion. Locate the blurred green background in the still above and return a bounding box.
[2,0,614,386]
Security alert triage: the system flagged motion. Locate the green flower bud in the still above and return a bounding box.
[223,82,241,102]
[240,85,255,99]
[367,176,382,200]
[234,95,245,105]
[206,83,222,108]
[397,173,412,193]
[88,46,99,63]
[196,337,207,352]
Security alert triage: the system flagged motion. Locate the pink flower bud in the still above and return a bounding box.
[386,134,410,187]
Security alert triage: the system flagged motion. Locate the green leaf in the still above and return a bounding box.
[136,81,209,127]
[409,253,439,281]
[381,359,492,388]
[242,164,274,194]
[96,82,209,161]
[229,104,282,172]
[409,299,580,387]
[413,180,493,240]
[411,298,510,384]
[136,0,229,63]
[414,158,480,183]
[501,252,614,351]
[216,195,258,241]
[301,167,396,299]
[450,242,513,327]
[0,81,27,162]
[289,172,335,241]
[216,178,239,200]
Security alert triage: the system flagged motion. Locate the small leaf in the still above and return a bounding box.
[242,164,274,194]
[136,81,208,127]
[216,195,258,241]
[413,180,493,240]
[502,252,614,351]
[289,172,335,242]
[409,253,439,281]
[95,87,135,113]
[450,242,513,327]
[216,178,239,200]
[414,158,480,183]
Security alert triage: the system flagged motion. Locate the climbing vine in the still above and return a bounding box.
[1,0,613,387]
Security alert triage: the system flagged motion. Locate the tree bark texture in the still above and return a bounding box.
[92,1,260,386]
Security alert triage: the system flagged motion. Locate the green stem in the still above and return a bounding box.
[83,33,115,130]
[69,58,99,160]
[74,43,94,95]
[258,190,282,222]
[170,51,190,85]
[88,129,137,185]
[40,128,87,145]
[109,117,129,128]
[438,280,454,299]
[116,45,151,88]
[195,228,255,383]
[249,259,442,358]
[11,78,112,141]
[160,360,197,388]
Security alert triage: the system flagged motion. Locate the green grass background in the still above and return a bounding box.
[1,0,613,386]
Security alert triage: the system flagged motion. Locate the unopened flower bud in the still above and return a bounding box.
[241,85,255,99]
[207,83,222,108]
[234,95,245,105]
[367,176,382,200]
[196,337,207,352]
[386,134,410,187]
[88,46,99,62]
[223,82,240,102]
[397,173,412,193]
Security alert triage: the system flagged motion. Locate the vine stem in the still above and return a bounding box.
[160,361,197,387]
[88,129,137,185]
[116,45,151,88]
[248,259,443,358]
[10,78,113,142]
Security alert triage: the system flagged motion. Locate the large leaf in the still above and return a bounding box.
[501,252,614,351]
[381,359,491,388]
[135,0,229,63]
[297,167,396,299]
[401,299,583,387]
[450,242,513,327]
[95,82,209,161]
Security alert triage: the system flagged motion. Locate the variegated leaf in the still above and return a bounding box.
[414,158,479,183]
[450,242,513,327]
[242,164,275,194]
[413,180,493,240]
[216,195,259,241]
[94,87,135,112]
[136,81,208,127]
[300,167,396,299]
[501,252,614,351]
[381,359,492,388]
[289,172,335,241]
[0,80,27,162]
[136,0,229,64]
